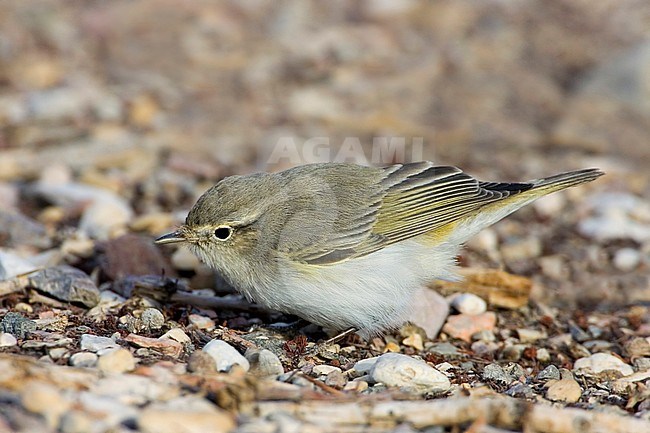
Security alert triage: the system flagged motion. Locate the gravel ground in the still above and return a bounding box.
[1,2,649,432]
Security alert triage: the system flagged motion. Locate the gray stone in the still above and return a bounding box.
[80,334,119,352]
[1,312,36,338]
[482,363,512,384]
[427,342,464,359]
[245,348,284,379]
[25,266,100,307]
[505,383,536,399]
[537,365,561,382]
[141,308,165,331]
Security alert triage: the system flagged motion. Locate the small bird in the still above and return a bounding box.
[156,162,603,338]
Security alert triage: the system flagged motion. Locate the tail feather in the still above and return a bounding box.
[447,168,604,244]
[532,168,604,190]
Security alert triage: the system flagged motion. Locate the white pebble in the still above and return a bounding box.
[369,353,450,394]
[0,332,18,347]
[573,352,633,377]
[450,293,487,316]
[613,248,641,271]
[312,365,342,376]
[202,339,250,372]
[69,352,98,368]
[80,334,119,352]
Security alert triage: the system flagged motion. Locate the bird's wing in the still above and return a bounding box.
[359,163,533,251]
[284,162,532,265]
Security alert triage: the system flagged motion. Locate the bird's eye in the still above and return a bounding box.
[214,226,233,241]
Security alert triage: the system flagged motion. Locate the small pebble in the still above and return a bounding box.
[613,248,641,271]
[48,347,68,360]
[1,312,36,339]
[402,333,424,351]
[369,353,450,395]
[344,380,369,392]
[450,293,487,316]
[471,341,499,357]
[504,363,525,380]
[569,322,590,343]
[506,383,536,399]
[546,369,582,403]
[245,348,284,379]
[124,334,183,358]
[443,312,497,342]
[141,308,165,331]
[325,370,348,388]
[188,314,215,330]
[537,364,561,381]
[0,332,18,347]
[536,348,551,363]
[428,342,464,359]
[80,334,119,352]
[482,363,512,385]
[501,345,525,362]
[160,328,191,345]
[471,330,496,342]
[202,339,250,373]
[187,350,217,374]
[313,365,342,376]
[516,328,547,343]
[69,352,98,368]
[573,352,634,377]
[97,348,135,374]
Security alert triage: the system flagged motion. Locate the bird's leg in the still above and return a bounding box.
[323,327,358,346]
[304,327,358,357]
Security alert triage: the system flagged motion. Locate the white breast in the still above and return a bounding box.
[261,239,460,338]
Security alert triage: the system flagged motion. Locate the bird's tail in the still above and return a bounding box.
[447,168,604,244]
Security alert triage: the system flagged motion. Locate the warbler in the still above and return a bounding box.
[156,162,602,338]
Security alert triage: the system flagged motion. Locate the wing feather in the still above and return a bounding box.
[287,162,534,264]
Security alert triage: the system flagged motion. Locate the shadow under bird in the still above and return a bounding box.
[156,162,603,339]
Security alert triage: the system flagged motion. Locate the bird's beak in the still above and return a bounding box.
[155,230,186,245]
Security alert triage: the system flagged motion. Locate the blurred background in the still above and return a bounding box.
[1,1,649,307]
